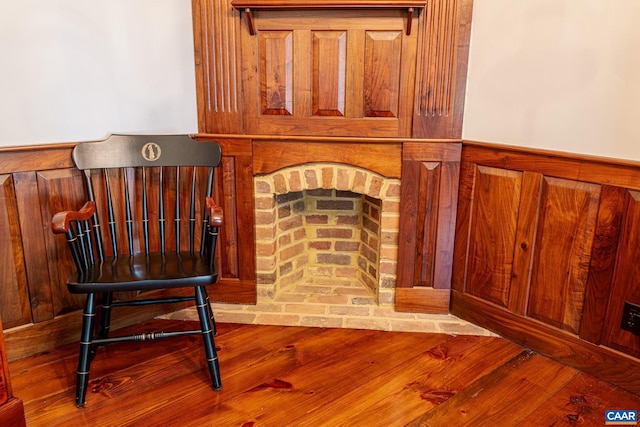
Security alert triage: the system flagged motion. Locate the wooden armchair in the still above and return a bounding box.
[51,134,223,407]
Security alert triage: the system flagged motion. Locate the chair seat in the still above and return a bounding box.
[67,252,218,294]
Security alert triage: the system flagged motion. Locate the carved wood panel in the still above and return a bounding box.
[240,9,417,137]
[192,0,244,133]
[396,142,461,313]
[0,175,31,329]
[454,146,604,335]
[464,166,522,308]
[602,189,640,358]
[413,0,473,138]
[527,177,600,334]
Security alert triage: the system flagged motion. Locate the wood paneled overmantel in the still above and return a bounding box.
[192,0,472,138]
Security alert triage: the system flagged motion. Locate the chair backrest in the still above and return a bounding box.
[72,134,222,260]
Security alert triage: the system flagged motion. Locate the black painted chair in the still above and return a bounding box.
[51,134,223,407]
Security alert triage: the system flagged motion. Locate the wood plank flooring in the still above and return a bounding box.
[9,319,640,426]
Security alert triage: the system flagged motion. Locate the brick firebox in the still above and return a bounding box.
[254,163,401,306]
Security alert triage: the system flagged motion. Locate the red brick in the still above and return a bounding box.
[309,241,332,250]
[304,169,319,189]
[317,228,352,238]
[335,241,360,252]
[306,214,328,224]
[337,215,359,225]
[317,253,352,265]
[321,167,334,188]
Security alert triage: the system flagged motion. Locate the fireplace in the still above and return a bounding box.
[254,163,401,308]
[166,141,489,336]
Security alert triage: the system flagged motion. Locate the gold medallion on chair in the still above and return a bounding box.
[142,141,161,161]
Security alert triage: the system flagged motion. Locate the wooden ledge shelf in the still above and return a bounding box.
[231,0,427,35]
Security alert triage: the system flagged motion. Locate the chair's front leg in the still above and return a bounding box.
[195,286,222,390]
[76,292,97,407]
[201,286,217,336]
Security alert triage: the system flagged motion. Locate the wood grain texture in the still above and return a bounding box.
[192,0,245,133]
[580,185,626,344]
[206,137,257,303]
[451,290,640,395]
[407,351,578,426]
[240,8,417,137]
[253,140,402,178]
[527,177,600,334]
[454,142,640,389]
[412,0,473,138]
[601,189,640,358]
[12,319,639,426]
[312,31,346,116]
[465,165,522,308]
[363,30,402,117]
[0,316,25,427]
[13,172,54,324]
[259,30,293,115]
[396,142,460,313]
[0,176,30,329]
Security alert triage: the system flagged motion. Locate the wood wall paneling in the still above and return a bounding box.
[412,0,473,138]
[396,142,460,313]
[453,143,640,394]
[465,166,522,309]
[259,31,293,115]
[579,185,626,344]
[0,176,30,329]
[312,31,346,117]
[363,31,402,118]
[240,9,417,137]
[192,0,245,134]
[198,137,257,304]
[527,177,600,334]
[602,189,640,358]
[37,168,87,317]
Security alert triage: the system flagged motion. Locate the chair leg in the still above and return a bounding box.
[195,286,222,390]
[201,286,217,336]
[76,293,97,407]
[97,292,113,340]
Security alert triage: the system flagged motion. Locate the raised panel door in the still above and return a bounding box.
[240,9,417,137]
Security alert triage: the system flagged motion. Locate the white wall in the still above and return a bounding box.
[2,1,640,162]
[462,0,640,161]
[0,0,197,147]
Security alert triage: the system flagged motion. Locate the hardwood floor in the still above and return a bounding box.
[9,319,640,426]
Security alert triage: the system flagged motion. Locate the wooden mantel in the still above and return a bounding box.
[231,0,427,35]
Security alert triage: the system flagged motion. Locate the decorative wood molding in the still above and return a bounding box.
[413,0,473,138]
[192,0,244,134]
[231,0,427,35]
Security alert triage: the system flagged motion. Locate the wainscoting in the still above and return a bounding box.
[1,140,639,395]
[452,141,640,394]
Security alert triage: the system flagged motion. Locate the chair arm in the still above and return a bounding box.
[51,201,96,234]
[206,197,223,227]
